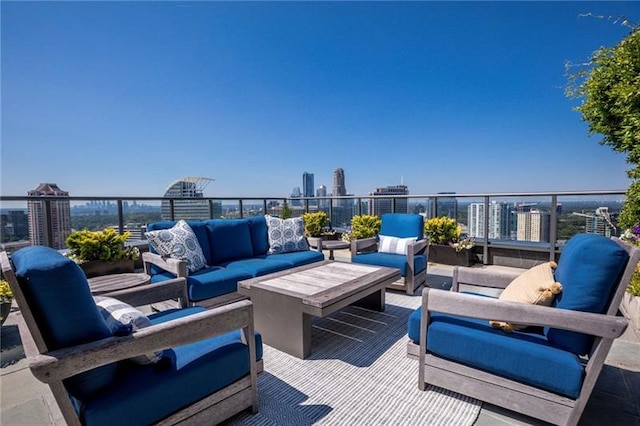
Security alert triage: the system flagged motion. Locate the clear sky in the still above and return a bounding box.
[2,1,638,198]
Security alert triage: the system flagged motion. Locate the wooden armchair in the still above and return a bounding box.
[406,234,639,426]
[351,213,428,295]
[1,246,262,426]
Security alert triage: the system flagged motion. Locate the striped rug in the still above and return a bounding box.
[230,291,481,426]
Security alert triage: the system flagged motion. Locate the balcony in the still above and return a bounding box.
[1,190,638,425]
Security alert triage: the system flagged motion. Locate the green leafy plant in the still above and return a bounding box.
[66,228,139,263]
[280,201,292,220]
[424,217,461,245]
[0,279,13,304]
[302,212,329,237]
[620,222,640,296]
[628,264,640,297]
[348,215,381,240]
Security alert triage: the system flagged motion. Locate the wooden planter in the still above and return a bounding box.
[79,259,135,279]
[620,292,640,338]
[428,244,476,267]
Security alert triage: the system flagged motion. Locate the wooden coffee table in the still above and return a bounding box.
[87,272,151,296]
[238,261,400,359]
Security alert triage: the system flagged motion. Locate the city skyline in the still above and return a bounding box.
[2,2,637,198]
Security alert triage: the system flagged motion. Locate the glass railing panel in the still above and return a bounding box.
[482,195,554,247]
[331,197,357,230]
[220,200,241,219]
[242,199,266,218]
[556,194,625,244]
[0,200,32,253]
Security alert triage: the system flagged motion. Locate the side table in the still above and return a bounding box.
[317,240,351,260]
[87,272,151,296]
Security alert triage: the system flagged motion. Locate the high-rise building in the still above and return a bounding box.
[291,187,302,207]
[576,207,618,237]
[517,209,550,242]
[429,192,458,219]
[316,185,328,209]
[28,183,72,249]
[302,172,315,198]
[333,168,347,197]
[468,201,517,240]
[370,185,409,216]
[161,177,214,220]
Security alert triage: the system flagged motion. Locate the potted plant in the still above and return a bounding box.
[342,214,382,244]
[424,217,476,266]
[302,212,330,239]
[0,278,13,326]
[620,224,640,336]
[66,228,140,278]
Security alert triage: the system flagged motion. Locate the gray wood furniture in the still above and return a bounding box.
[87,272,151,295]
[1,250,261,426]
[239,261,400,359]
[406,237,640,426]
[309,239,350,260]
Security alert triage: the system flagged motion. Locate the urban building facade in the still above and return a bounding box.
[161,177,214,220]
[370,185,409,216]
[302,172,314,198]
[517,209,550,242]
[27,183,72,249]
[468,201,517,240]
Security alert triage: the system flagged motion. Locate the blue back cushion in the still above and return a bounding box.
[546,234,628,355]
[11,246,117,398]
[147,221,212,265]
[206,219,254,264]
[247,216,270,256]
[380,214,424,239]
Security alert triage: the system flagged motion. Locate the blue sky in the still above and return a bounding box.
[2,1,638,198]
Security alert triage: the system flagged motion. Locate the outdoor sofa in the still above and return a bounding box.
[144,216,325,307]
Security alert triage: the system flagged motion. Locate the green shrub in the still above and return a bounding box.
[0,279,13,303]
[350,215,381,240]
[302,212,329,237]
[628,264,640,297]
[66,228,138,262]
[280,202,292,220]
[424,217,461,245]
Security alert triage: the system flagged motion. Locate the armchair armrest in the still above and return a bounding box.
[28,300,255,383]
[421,288,628,339]
[142,251,188,277]
[408,239,428,256]
[105,277,189,308]
[451,265,523,292]
[351,237,377,257]
[307,237,323,253]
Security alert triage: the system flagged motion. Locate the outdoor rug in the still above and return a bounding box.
[229,291,481,426]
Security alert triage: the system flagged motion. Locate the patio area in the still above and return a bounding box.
[1,253,639,425]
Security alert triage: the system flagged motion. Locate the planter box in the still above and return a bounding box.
[428,244,476,267]
[620,292,640,338]
[79,259,134,279]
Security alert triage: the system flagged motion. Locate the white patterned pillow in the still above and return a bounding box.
[94,296,163,364]
[145,220,207,273]
[265,215,309,254]
[378,235,417,255]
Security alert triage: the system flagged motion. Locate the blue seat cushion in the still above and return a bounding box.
[267,250,325,267]
[247,216,270,256]
[380,213,424,239]
[205,219,254,264]
[352,252,427,277]
[220,257,293,277]
[546,234,629,355]
[11,246,117,399]
[150,267,253,302]
[77,307,263,426]
[409,307,584,399]
[146,221,212,269]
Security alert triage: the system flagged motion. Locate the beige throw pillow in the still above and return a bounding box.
[489,261,562,333]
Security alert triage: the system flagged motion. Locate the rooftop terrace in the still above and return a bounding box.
[1,250,638,425]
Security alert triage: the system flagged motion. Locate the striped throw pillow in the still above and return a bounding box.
[378,235,417,255]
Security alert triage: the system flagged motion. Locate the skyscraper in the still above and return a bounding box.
[370,185,409,216]
[468,201,516,240]
[161,177,214,220]
[333,168,347,196]
[517,209,550,242]
[302,172,315,198]
[316,185,328,209]
[28,183,72,249]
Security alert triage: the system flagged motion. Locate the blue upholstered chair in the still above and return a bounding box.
[1,246,262,426]
[351,213,428,295]
[406,234,639,426]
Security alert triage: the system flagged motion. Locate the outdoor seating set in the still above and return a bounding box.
[0,212,637,425]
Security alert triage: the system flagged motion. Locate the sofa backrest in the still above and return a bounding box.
[380,213,424,239]
[205,219,254,264]
[246,216,270,256]
[545,233,629,355]
[11,246,118,398]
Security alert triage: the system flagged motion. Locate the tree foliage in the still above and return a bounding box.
[567,19,640,226]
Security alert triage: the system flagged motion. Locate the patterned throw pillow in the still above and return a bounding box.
[265,215,309,254]
[378,235,417,255]
[94,296,163,364]
[145,220,207,273]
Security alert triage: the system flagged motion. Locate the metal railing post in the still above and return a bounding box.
[239,199,244,219]
[44,199,53,248]
[117,200,124,234]
[483,196,490,265]
[549,195,558,261]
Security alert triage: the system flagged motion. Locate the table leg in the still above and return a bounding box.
[328,249,335,260]
[352,288,385,311]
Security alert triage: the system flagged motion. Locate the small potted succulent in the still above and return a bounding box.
[66,228,140,278]
[0,278,13,326]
